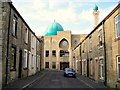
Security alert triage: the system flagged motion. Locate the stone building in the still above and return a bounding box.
[1,2,41,86]
[43,21,86,70]
[73,3,120,89]
[37,36,44,70]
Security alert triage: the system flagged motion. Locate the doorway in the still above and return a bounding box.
[95,59,98,81]
[87,59,89,77]
[60,62,69,70]
[18,50,22,78]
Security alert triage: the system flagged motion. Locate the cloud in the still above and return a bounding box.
[33,0,49,10]
[11,0,118,36]
[99,5,117,22]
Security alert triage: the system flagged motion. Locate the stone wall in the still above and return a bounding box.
[0,2,2,89]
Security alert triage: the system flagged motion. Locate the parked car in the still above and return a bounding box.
[64,68,76,78]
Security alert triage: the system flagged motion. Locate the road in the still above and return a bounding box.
[24,70,108,89]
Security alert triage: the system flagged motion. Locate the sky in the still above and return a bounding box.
[11,0,119,36]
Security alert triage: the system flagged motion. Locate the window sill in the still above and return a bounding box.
[114,37,120,41]
[89,50,92,53]
[117,80,120,83]
[23,67,28,70]
[12,34,17,38]
[24,41,28,45]
[10,68,16,71]
[100,77,104,80]
[98,46,103,49]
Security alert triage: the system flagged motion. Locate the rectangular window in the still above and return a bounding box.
[52,50,56,57]
[45,62,49,68]
[31,54,34,68]
[34,56,36,69]
[60,50,69,57]
[89,36,92,51]
[12,15,18,37]
[90,59,93,75]
[98,30,103,47]
[28,51,31,69]
[24,49,28,68]
[31,35,34,49]
[60,50,64,57]
[24,26,28,43]
[115,14,120,38]
[100,59,104,80]
[52,62,56,69]
[46,50,49,57]
[10,46,16,70]
[82,42,85,53]
[37,55,40,68]
[64,51,69,56]
[117,56,120,80]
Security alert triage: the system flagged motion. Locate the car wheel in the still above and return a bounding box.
[73,75,76,78]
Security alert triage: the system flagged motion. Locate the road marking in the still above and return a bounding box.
[20,70,49,90]
[77,77,96,90]
[51,80,59,82]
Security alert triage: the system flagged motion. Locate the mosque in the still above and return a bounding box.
[43,5,99,70]
[43,21,86,70]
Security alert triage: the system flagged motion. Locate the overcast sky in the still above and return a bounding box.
[11,0,119,36]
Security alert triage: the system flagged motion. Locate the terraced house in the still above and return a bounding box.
[73,3,120,89]
[0,2,42,86]
[1,1,120,89]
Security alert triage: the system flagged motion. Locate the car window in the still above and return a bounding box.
[65,68,73,71]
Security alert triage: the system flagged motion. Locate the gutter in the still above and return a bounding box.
[6,2,11,85]
[102,21,107,86]
[80,46,82,75]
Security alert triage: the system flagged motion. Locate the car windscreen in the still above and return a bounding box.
[66,69,73,72]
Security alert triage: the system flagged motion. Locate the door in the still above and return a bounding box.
[60,62,69,70]
[87,59,89,77]
[95,59,98,81]
[18,50,22,78]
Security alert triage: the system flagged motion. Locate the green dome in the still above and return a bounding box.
[45,21,64,36]
[93,5,98,10]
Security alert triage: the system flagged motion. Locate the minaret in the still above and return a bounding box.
[93,5,99,27]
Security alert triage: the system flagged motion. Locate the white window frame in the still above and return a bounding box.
[90,59,93,75]
[98,29,103,48]
[28,51,31,69]
[34,55,36,69]
[89,36,92,51]
[24,26,28,43]
[37,55,39,68]
[31,54,34,68]
[115,14,120,38]
[100,59,104,80]
[83,42,85,53]
[117,56,120,80]
[31,35,34,49]
[24,49,28,68]
[12,15,18,36]
[12,19,16,36]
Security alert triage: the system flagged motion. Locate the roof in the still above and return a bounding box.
[45,21,64,36]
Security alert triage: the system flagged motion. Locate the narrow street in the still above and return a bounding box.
[24,70,109,89]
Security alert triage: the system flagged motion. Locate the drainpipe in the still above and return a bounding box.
[102,21,107,86]
[80,45,82,75]
[6,2,11,85]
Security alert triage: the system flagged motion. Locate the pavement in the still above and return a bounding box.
[76,74,107,89]
[2,70,49,90]
[2,70,109,90]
